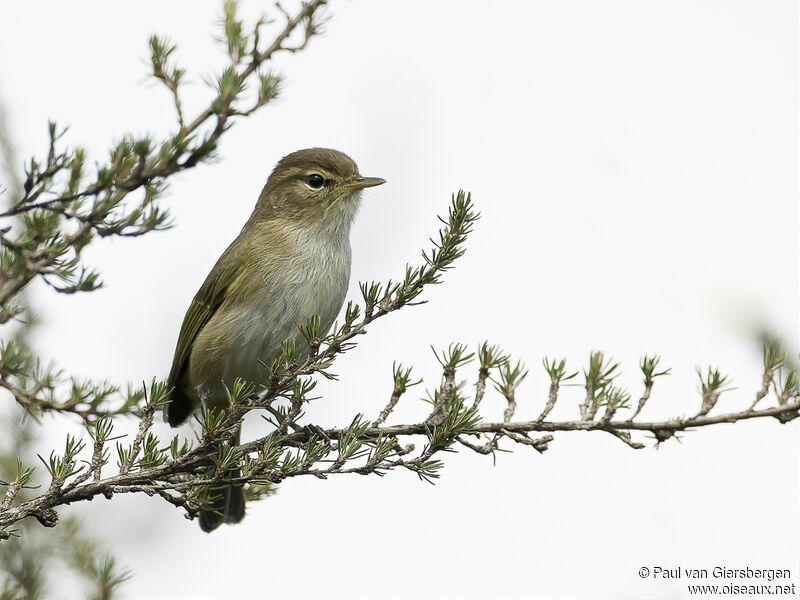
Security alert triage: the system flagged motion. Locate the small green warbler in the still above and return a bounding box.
[164,148,385,531]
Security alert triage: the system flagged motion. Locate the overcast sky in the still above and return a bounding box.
[0,1,798,598]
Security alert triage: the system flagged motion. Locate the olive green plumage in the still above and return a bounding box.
[164,148,385,531]
[165,244,245,427]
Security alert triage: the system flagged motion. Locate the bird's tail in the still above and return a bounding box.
[198,481,245,532]
[165,378,195,427]
[199,428,245,532]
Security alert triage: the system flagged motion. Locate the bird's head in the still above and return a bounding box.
[254,147,385,225]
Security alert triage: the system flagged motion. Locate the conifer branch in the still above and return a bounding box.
[1,190,798,536]
[0,0,327,312]
[0,0,328,422]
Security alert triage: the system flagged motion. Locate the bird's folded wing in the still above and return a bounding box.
[165,243,246,423]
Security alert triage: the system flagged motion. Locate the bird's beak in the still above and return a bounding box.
[343,177,386,191]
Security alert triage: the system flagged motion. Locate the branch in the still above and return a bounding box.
[360,402,800,441]
[0,0,327,311]
[1,0,328,421]
[0,190,482,535]
[3,186,799,537]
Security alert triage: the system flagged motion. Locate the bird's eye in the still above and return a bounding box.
[305,174,325,189]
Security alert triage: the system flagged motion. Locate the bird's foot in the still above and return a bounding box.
[303,423,331,443]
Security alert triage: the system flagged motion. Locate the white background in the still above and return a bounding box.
[0,1,797,598]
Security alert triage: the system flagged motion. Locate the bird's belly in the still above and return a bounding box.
[190,247,350,407]
[225,282,343,381]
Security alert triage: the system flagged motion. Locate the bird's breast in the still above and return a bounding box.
[189,222,352,406]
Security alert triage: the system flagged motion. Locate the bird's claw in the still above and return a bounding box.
[303,424,331,443]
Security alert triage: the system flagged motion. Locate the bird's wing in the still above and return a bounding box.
[165,243,246,426]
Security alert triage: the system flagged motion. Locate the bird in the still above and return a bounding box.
[164,148,385,531]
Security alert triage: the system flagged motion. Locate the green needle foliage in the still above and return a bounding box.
[543,357,578,384]
[0,0,329,422]
[0,413,131,599]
